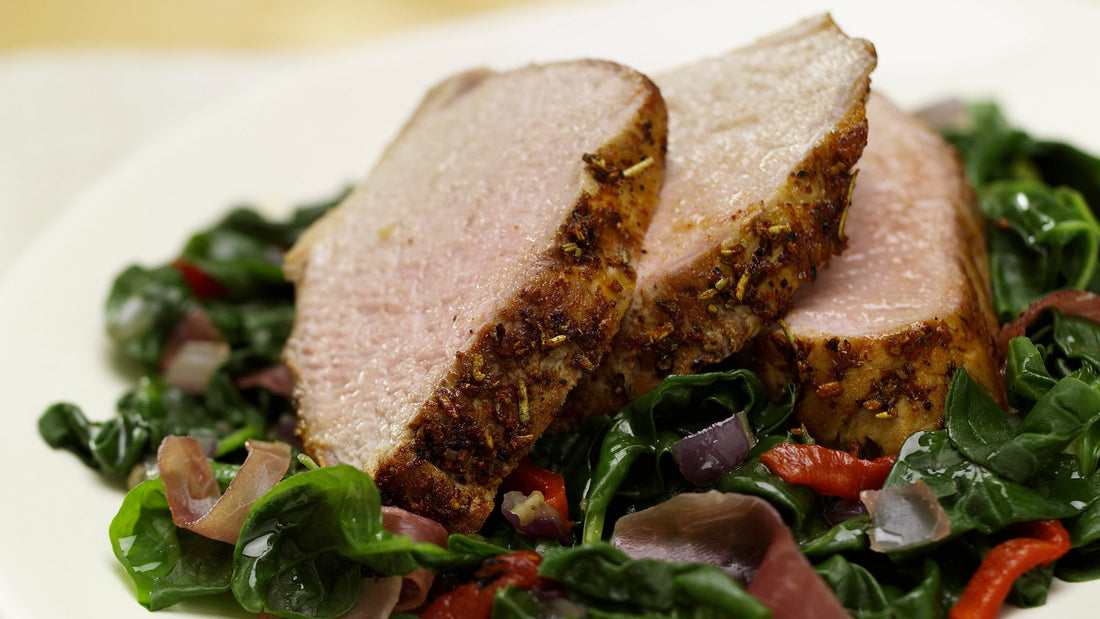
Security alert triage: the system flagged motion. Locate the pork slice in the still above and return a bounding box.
[561,15,876,422]
[751,94,1001,456]
[283,60,667,532]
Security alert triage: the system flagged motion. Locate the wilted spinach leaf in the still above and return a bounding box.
[936,102,1100,322]
[105,265,193,367]
[110,465,239,609]
[814,555,942,619]
[39,194,342,475]
[232,465,459,618]
[580,370,793,542]
[538,542,769,618]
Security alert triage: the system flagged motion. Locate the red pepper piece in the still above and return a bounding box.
[421,550,547,619]
[760,443,896,501]
[950,520,1071,619]
[501,458,571,523]
[172,258,227,300]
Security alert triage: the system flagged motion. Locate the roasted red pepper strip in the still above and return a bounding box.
[501,458,571,523]
[420,550,547,619]
[172,258,227,300]
[950,520,1071,619]
[760,443,896,501]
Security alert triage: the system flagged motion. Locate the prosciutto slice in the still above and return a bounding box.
[157,435,291,544]
[610,491,848,618]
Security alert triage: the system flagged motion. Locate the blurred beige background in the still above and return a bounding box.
[0,0,560,282]
[0,0,551,49]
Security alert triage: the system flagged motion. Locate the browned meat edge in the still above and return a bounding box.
[751,103,1001,457]
[563,100,869,420]
[370,81,668,532]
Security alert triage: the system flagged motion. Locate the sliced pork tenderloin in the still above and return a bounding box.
[284,60,667,532]
[560,15,876,423]
[751,94,1001,456]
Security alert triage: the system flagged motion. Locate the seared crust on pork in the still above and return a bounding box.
[284,60,667,532]
[561,15,876,423]
[752,95,1001,456]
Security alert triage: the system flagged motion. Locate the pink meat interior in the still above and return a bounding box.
[287,62,652,470]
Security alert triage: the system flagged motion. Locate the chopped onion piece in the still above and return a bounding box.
[502,490,572,544]
[670,414,753,486]
[158,306,222,362]
[162,340,231,393]
[158,435,291,544]
[860,479,951,552]
[235,363,296,398]
[381,506,448,611]
[823,498,868,526]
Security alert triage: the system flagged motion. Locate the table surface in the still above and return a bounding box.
[0,0,552,286]
[0,0,549,49]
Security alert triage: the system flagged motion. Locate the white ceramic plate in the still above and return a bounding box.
[3,0,1098,616]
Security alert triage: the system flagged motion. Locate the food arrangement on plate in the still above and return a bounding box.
[35,13,1100,619]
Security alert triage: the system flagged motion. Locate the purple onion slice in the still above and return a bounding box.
[670,414,753,486]
[860,479,951,552]
[823,498,869,526]
[501,490,572,544]
[162,340,230,393]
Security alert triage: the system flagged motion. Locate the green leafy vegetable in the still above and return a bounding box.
[580,370,794,543]
[937,102,1100,321]
[38,374,270,476]
[814,556,942,619]
[232,465,456,618]
[106,265,193,367]
[42,101,1100,618]
[945,368,1100,483]
[981,181,1100,321]
[538,542,769,618]
[39,194,344,475]
[110,465,240,609]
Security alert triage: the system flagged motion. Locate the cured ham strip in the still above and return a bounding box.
[610,491,848,619]
[158,435,291,544]
[381,506,448,611]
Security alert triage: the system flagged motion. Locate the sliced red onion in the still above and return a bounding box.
[860,479,951,553]
[235,363,296,398]
[823,498,869,526]
[158,436,291,544]
[610,491,848,619]
[502,490,572,545]
[670,414,753,486]
[162,340,231,393]
[158,306,223,364]
[381,506,449,611]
